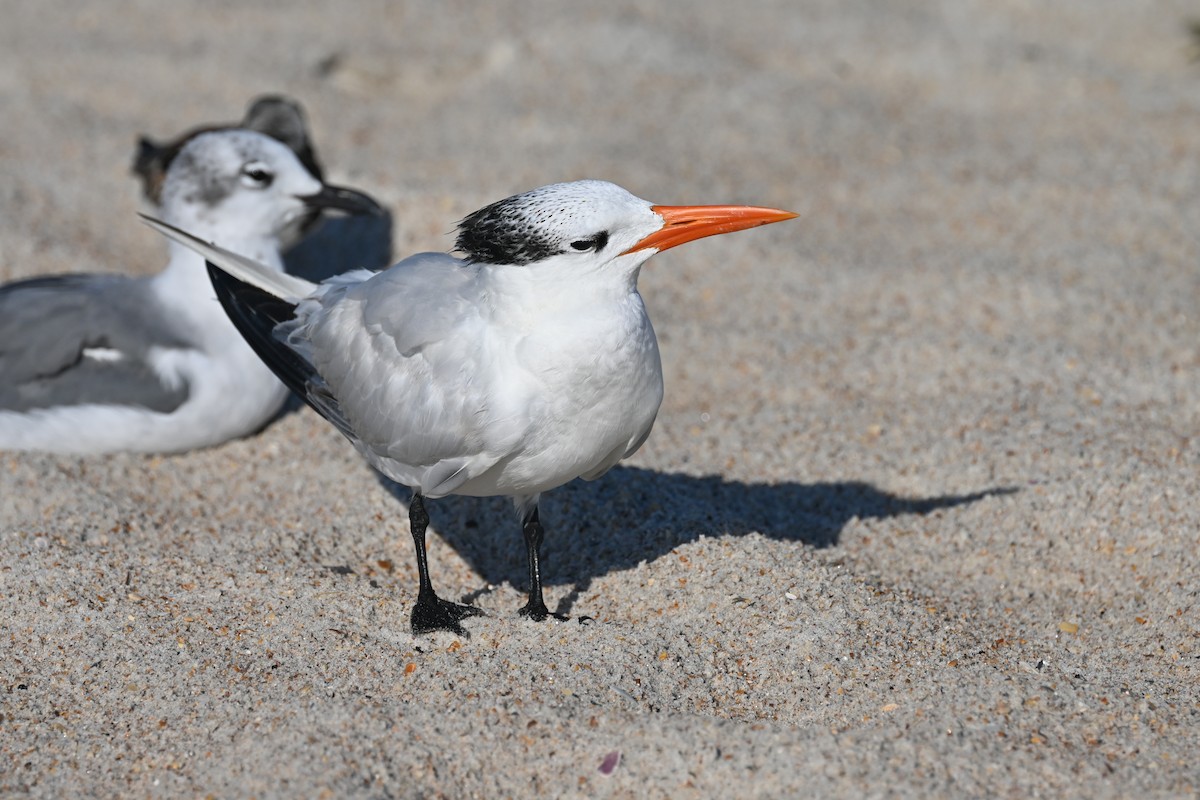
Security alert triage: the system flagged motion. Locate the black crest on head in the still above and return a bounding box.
[455,193,566,266]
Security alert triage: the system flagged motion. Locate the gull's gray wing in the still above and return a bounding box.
[0,274,193,413]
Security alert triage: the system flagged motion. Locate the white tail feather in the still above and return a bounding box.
[139,214,316,302]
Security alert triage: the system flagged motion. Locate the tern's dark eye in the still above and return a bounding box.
[240,162,274,188]
[569,231,609,252]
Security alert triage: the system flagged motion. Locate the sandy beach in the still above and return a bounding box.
[2,1,1198,796]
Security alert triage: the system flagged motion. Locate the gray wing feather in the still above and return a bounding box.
[0,274,193,412]
[298,254,515,493]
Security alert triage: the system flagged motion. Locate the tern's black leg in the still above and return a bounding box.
[517,507,568,622]
[407,494,483,635]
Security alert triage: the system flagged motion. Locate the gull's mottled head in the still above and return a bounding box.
[159,130,380,241]
[133,94,322,207]
[160,130,322,234]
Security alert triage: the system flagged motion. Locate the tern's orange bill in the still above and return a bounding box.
[623,204,798,255]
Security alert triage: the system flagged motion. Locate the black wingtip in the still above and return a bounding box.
[206,261,316,405]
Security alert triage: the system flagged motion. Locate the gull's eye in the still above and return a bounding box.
[569,230,609,252]
[240,161,274,188]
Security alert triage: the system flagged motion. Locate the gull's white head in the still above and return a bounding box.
[455,179,797,278]
[159,130,380,244]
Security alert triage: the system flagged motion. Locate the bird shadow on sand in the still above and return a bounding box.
[376,467,1017,616]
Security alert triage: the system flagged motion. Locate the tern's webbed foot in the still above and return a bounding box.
[518,599,571,623]
[411,596,485,636]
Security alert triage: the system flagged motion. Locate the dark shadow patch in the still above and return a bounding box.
[374,466,1017,613]
[282,209,394,283]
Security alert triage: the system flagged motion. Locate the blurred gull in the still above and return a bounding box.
[0,129,381,454]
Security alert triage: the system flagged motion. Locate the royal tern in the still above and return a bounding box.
[0,129,382,454]
[145,180,796,634]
